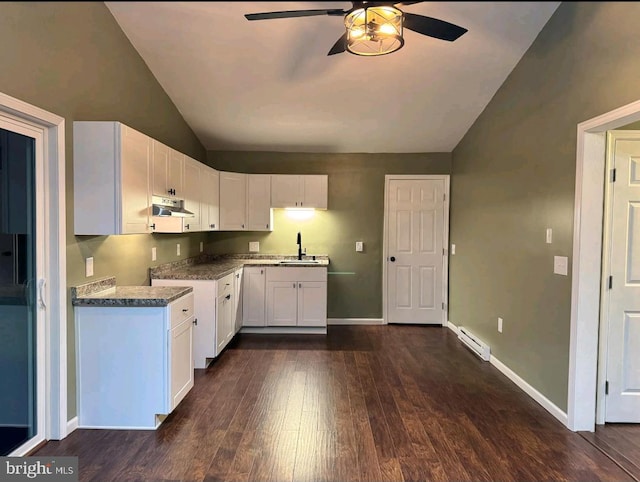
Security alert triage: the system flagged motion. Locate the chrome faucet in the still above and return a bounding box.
[297,232,303,260]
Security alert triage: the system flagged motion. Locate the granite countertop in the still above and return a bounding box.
[72,276,193,307]
[150,254,329,281]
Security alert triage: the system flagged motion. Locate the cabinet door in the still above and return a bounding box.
[183,157,202,231]
[270,175,301,208]
[151,140,170,197]
[216,292,233,355]
[243,267,266,327]
[233,269,243,335]
[168,149,184,198]
[202,167,220,231]
[266,281,298,326]
[301,175,328,209]
[220,171,247,230]
[247,174,272,231]
[297,282,327,327]
[121,125,152,234]
[170,318,194,411]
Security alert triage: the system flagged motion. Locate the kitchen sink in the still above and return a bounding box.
[278,260,320,264]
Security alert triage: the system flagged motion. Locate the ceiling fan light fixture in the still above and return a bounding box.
[345,6,404,56]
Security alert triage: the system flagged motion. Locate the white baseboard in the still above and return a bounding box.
[490,355,568,427]
[240,327,327,335]
[447,320,460,335]
[327,318,384,325]
[66,416,78,435]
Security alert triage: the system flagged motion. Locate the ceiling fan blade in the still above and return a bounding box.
[328,33,347,56]
[403,12,467,41]
[245,9,344,21]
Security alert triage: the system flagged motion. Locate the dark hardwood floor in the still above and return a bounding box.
[580,424,640,481]
[36,325,632,481]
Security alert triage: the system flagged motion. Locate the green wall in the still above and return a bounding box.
[0,2,209,419]
[207,151,451,318]
[449,2,640,412]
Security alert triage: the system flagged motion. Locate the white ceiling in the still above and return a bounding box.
[105,2,560,153]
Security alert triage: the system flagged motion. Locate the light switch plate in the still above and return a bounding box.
[176,243,181,256]
[249,241,260,252]
[451,244,456,255]
[546,228,553,244]
[498,317,503,333]
[85,257,94,277]
[356,241,364,252]
[554,255,568,275]
[200,241,204,253]
[151,247,157,261]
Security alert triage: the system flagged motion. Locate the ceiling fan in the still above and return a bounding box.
[244,1,468,57]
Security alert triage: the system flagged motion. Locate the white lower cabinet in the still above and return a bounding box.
[75,292,194,429]
[153,273,237,368]
[265,267,327,327]
[242,267,266,327]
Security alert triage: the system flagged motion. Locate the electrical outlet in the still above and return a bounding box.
[249,241,260,252]
[554,255,568,275]
[546,228,553,244]
[176,243,181,256]
[498,317,503,333]
[451,244,456,255]
[200,241,203,253]
[355,241,364,252]
[151,247,157,261]
[85,257,94,277]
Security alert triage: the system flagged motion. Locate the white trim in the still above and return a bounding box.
[327,318,384,325]
[382,174,450,326]
[447,320,460,335]
[569,98,640,432]
[239,326,327,335]
[0,92,67,441]
[66,416,78,435]
[490,355,568,427]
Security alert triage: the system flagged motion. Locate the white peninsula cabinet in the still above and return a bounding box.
[271,175,328,209]
[152,273,239,368]
[265,267,327,328]
[75,292,195,429]
[74,121,152,235]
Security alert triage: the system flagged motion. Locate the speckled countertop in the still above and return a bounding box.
[72,276,193,307]
[150,254,329,281]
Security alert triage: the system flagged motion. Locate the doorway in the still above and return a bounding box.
[0,92,67,453]
[383,175,450,325]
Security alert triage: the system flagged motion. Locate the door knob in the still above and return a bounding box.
[390,256,396,262]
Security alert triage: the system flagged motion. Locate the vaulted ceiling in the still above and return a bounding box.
[106,2,560,153]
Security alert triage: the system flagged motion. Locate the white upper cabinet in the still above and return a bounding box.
[247,174,273,231]
[152,142,184,198]
[201,166,220,231]
[182,157,202,232]
[220,171,247,230]
[74,121,152,235]
[271,174,327,209]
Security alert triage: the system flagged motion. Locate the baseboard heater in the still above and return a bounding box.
[458,326,490,361]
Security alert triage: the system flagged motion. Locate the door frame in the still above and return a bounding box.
[382,174,450,326]
[569,98,640,431]
[0,92,67,449]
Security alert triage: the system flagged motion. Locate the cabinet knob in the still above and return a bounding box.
[390,256,396,262]
[193,318,198,326]
[182,308,189,313]
[242,224,245,229]
[185,224,190,230]
[299,283,302,288]
[266,224,269,229]
[150,223,156,230]
[260,269,263,274]
[211,224,215,229]
[225,294,231,300]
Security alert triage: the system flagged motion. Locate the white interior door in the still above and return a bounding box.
[603,131,640,422]
[386,178,446,324]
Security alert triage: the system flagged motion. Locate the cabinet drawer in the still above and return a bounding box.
[266,267,327,282]
[217,273,234,296]
[170,292,194,328]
